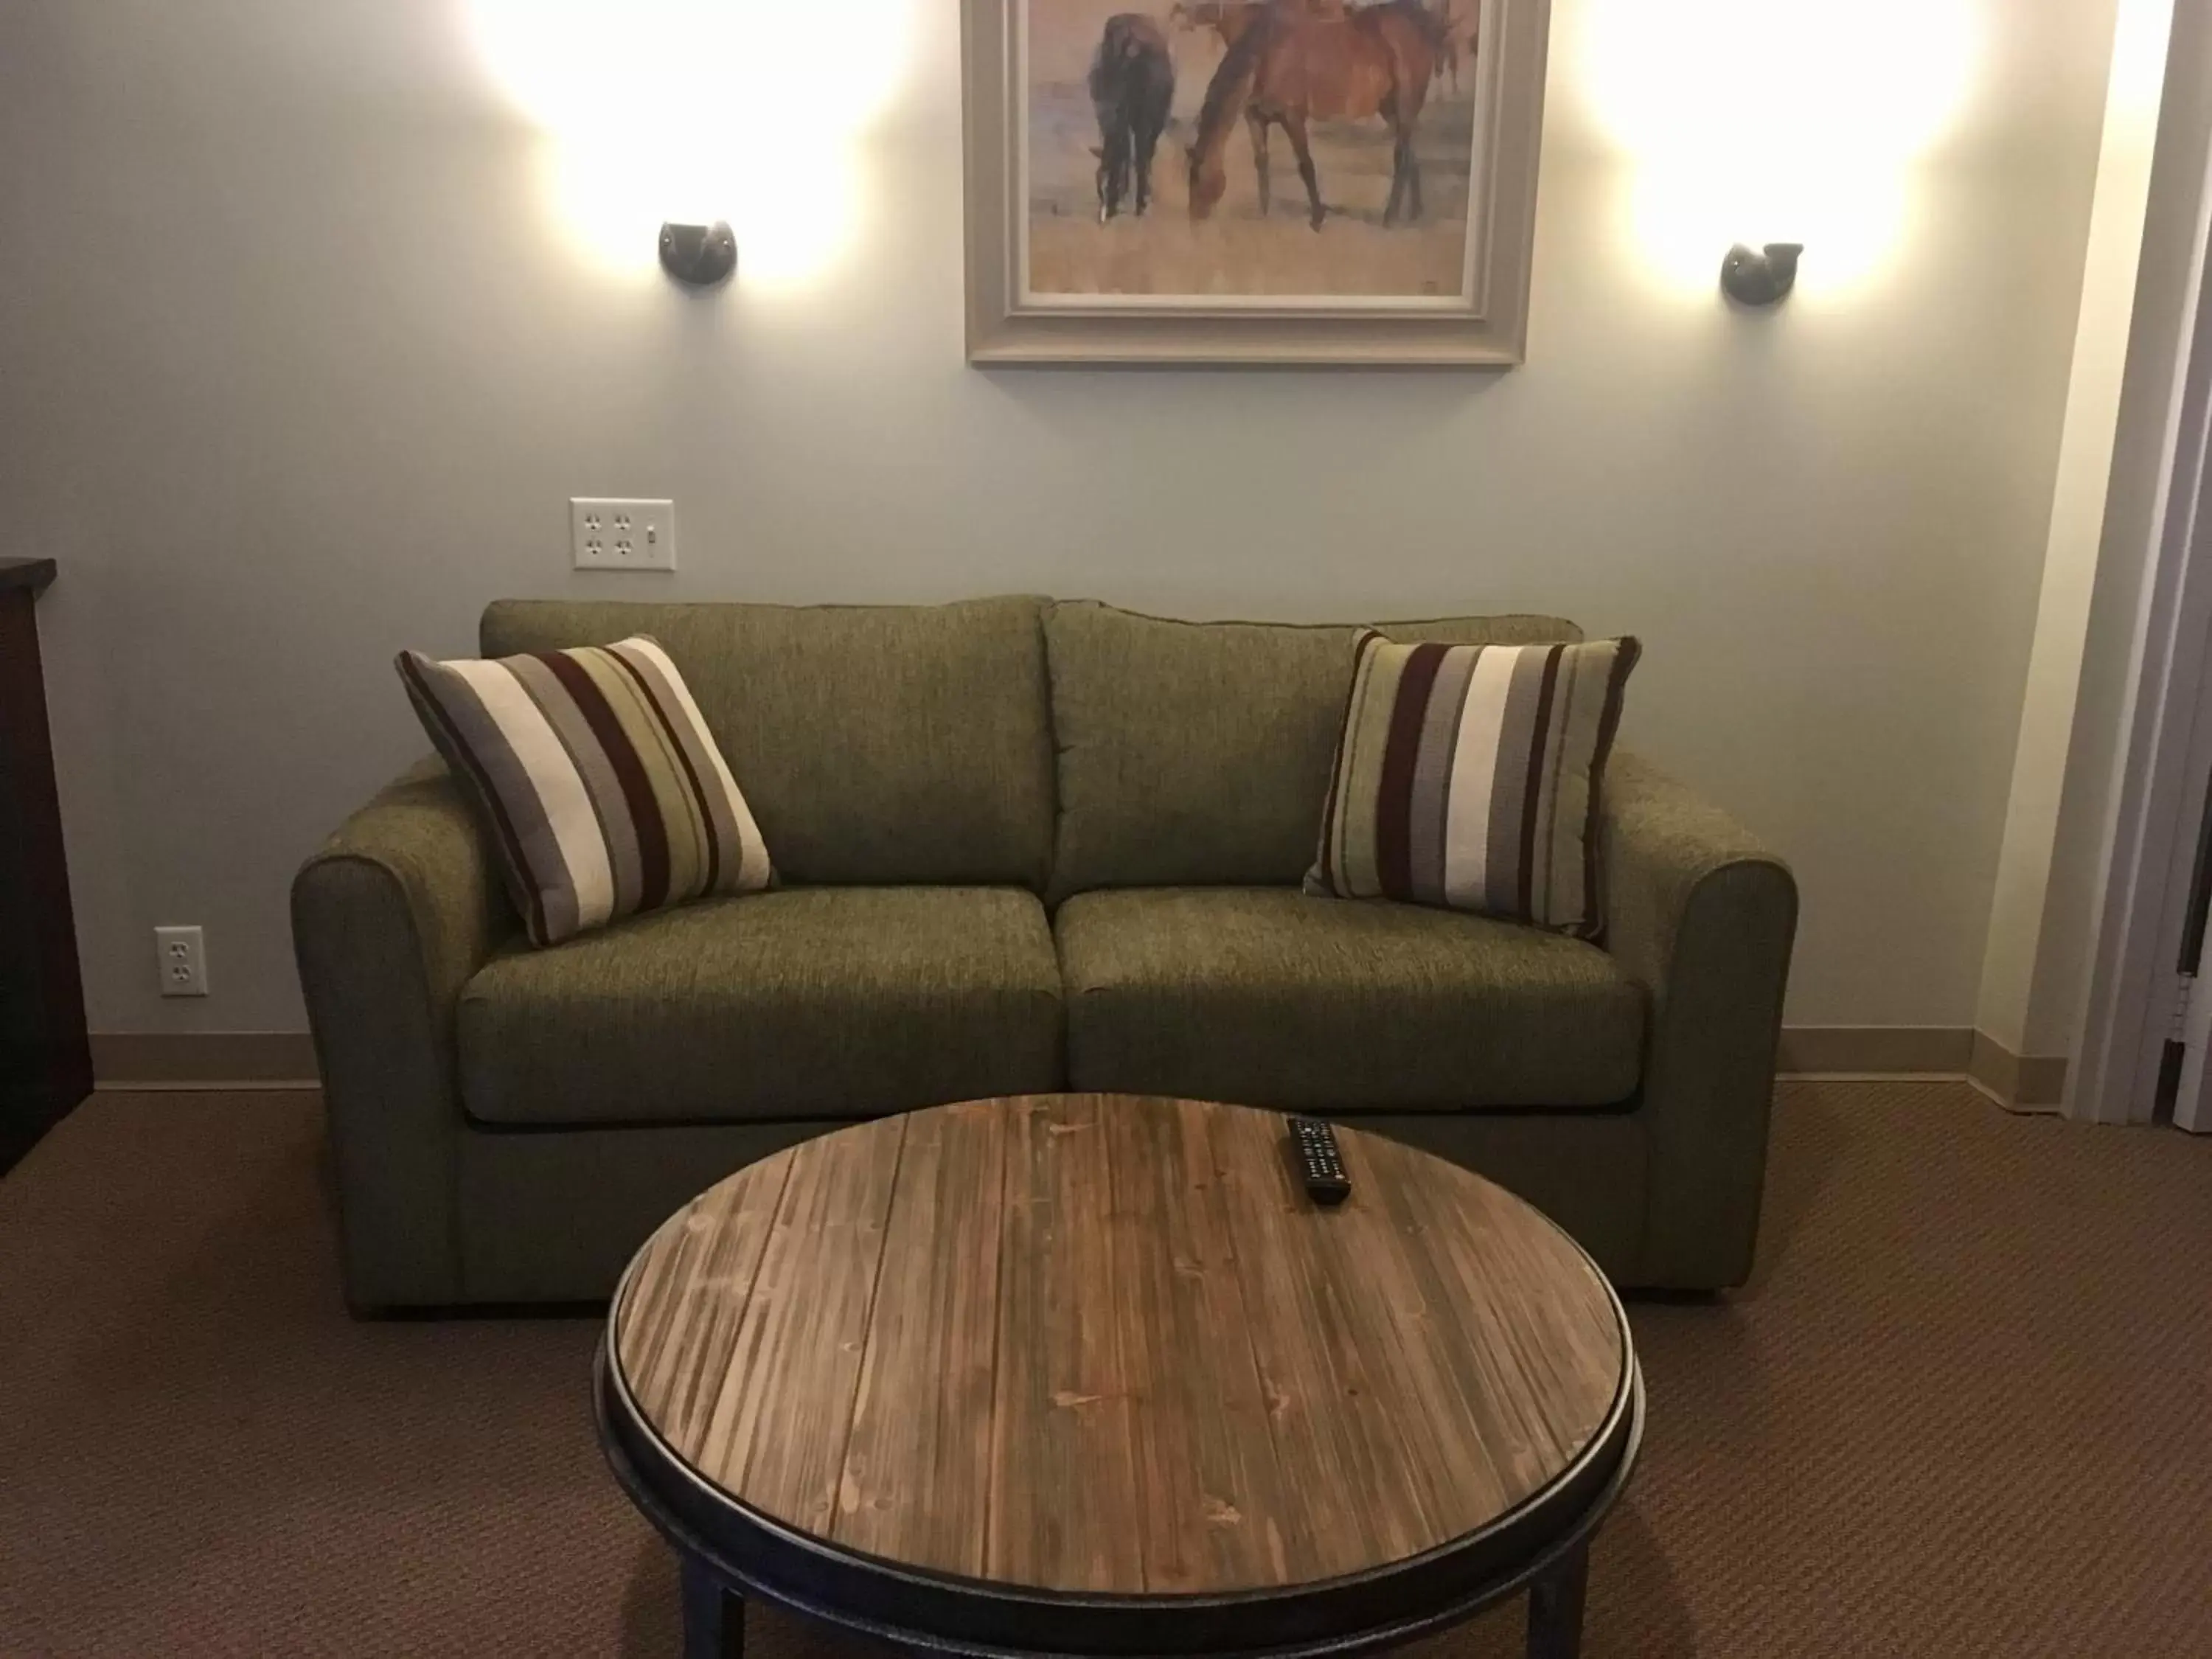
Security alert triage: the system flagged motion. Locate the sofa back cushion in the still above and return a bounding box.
[1043,602,1582,900]
[481,597,1056,888]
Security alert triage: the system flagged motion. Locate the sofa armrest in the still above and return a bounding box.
[291,758,514,1308]
[1601,751,1798,1289]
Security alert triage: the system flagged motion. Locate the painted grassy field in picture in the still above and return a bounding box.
[1025,0,1484,302]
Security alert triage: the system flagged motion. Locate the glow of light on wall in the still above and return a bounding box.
[465,0,910,287]
[1580,0,1980,298]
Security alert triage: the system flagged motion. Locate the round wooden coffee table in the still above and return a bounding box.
[596,1095,1641,1659]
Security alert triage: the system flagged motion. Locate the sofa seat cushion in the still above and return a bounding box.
[1056,888,1644,1111]
[459,888,1063,1127]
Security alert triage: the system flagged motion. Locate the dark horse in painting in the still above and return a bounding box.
[1187,1,1447,230]
[1090,14,1175,221]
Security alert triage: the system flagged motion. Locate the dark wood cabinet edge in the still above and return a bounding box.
[0,559,57,597]
[0,557,91,1176]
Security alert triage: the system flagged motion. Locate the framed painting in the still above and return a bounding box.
[963,0,1553,366]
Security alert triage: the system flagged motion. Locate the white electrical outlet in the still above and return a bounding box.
[571,498,676,571]
[156,925,209,997]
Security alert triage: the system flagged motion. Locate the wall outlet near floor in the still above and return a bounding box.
[571,498,676,571]
[156,925,209,997]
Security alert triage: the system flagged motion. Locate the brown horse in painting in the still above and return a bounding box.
[1168,0,1350,49]
[1166,1,1273,49]
[1186,1,1447,231]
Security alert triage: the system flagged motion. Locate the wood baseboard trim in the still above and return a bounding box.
[91,1032,319,1089]
[1775,1026,1975,1077]
[1777,1026,2069,1105]
[89,1025,2069,1105]
[1965,1029,2070,1111]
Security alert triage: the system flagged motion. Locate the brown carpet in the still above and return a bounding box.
[1,1082,2208,1656]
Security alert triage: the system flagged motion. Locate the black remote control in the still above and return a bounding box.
[1287,1116,1352,1206]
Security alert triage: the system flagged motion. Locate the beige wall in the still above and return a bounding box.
[0,0,2117,1037]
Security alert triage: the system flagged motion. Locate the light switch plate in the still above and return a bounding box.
[571,498,676,571]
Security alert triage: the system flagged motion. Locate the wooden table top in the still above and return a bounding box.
[610,1094,1630,1598]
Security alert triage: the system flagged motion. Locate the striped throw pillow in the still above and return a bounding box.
[396,636,773,947]
[1306,632,1641,936]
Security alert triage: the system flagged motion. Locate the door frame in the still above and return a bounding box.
[2069,10,2212,1124]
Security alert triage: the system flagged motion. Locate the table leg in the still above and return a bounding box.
[680,1553,743,1659]
[1526,1542,1588,1659]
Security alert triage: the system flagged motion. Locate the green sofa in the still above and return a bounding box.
[292,597,1796,1310]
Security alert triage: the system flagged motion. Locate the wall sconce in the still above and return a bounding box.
[658,221,737,287]
[1720,243,1802,307]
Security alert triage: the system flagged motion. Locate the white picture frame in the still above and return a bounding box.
[964,0,1554,366]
